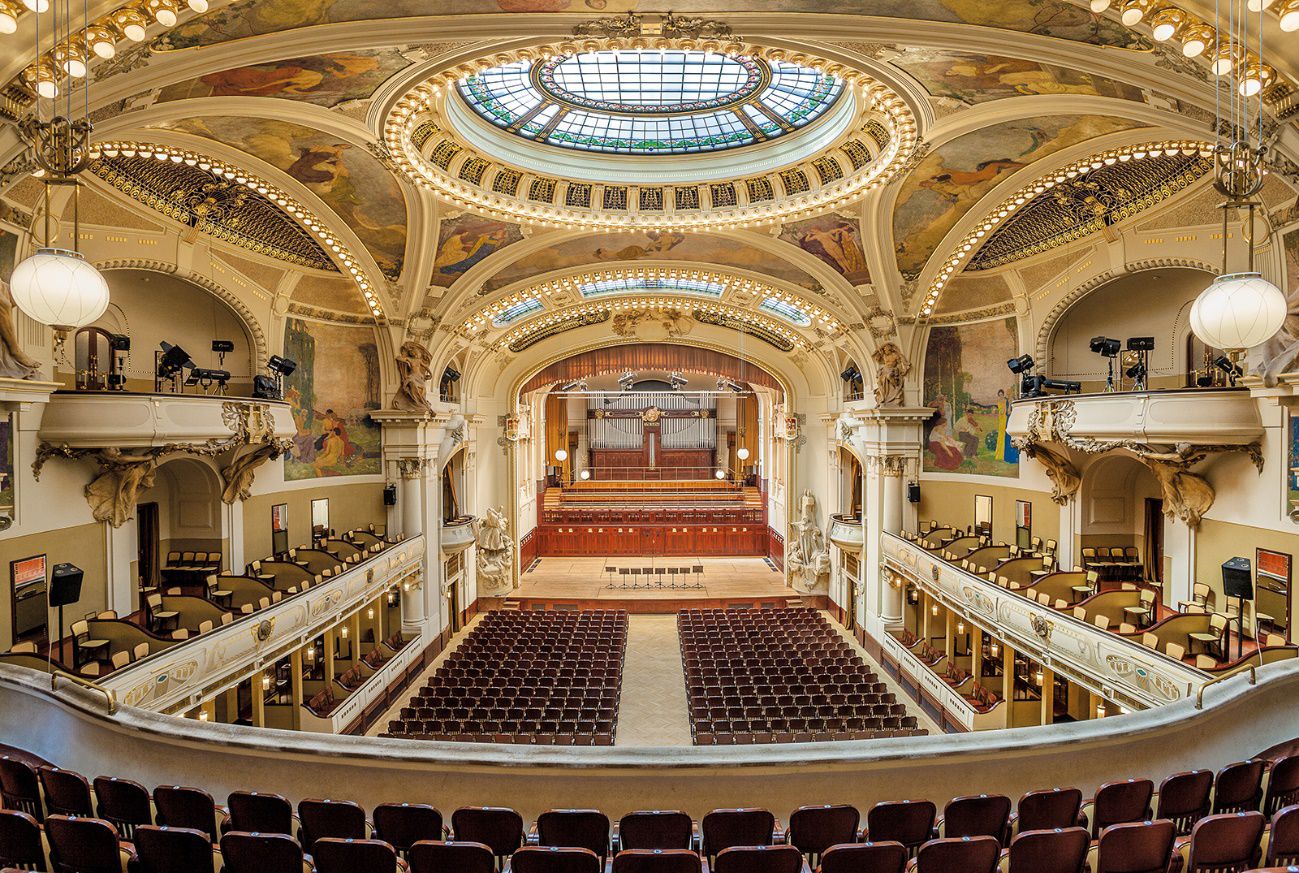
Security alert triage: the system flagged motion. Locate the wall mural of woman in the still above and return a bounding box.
[923,317,1020,477]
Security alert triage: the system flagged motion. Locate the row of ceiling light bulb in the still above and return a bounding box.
[9,0,209,99]
[1089,0,1296,92]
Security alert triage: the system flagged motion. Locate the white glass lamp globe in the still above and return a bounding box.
[9,248,110,331]
[715,469,726,479]
[736,447,750,461]
[579,469,590,480]
[1189,272,1288,351]
[553,448,568,463]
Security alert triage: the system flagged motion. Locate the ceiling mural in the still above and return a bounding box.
[147,117,408,279]
[431,214,526,288]
[776,212,871,285]
[480,231,822,293]
[154,49,412,107]
[933,273,1013,314]
[152,0,1147,51]
[889,49,1147,106]
[892,114,1148,280]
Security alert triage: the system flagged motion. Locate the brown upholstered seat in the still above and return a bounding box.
[1265,757,1299,815]
[219,831,309,873]
[0,809,46,871]
[788,804,860,866]
[226,791,293,836]
[297,798,368,849]
[1089,780,1154,838]
[152,785,220,843]
[1184,811,1265,873]
[816,841,908,873]
[133,825,218,873]
[700,808,775,864]
[451,807,524,868]
[1003,827,1088,873]
[536,809,610,863]
[618,811,694,851]
[313,837,405,873]
[1156,770,1214,835]
[1214,761,1266,815]
[610,849,703,873]
[939,794,1011,843]
[865,801,937,856]
[93,776,152,840]
[1264,804,1299,866]
[39,767,94,818]
[407,840,496,873]
[1091,820,1175,873]
[45,815,132,873]
[373,803,443,855]
[909,835,1000,873]
[1014,788,1082,835]
[511,846,602,873]
[712,844,804,873]
[0,757,43,821]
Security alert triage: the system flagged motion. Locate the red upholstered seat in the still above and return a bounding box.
[153,785,219,843]
[511,845,602,873]
[313,837,405,873]
[0,809,46,871]
[816,841,908,873]
[226,791,293,836]
[1184,812,1266,873]
[712,844,804,873]
[865,801,937,856]
[788,804,861,865]
[910,836,1000,873]
[373,803,443,855]
[1003,828,1088,873]
[407,840,496,873]
[133,825,219,873]
[618,811,694,851]
[611,849,703,873]
[1093,820,1175,873]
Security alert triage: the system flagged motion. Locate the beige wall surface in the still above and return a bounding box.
[1196,516,1299,615]
[918,479,1060,548]
[0,522,109,650]
[243,482,385,563]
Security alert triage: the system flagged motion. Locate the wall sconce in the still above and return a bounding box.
[931,603,939,616]
[306,646,316,662]
[956,621,966,635]
[1034,668,1044,686]
[198,710,209,722]
[261,673,271,691]
[340,625,350,639]
[1097,702,1108,717]
[990,641,1000,658]
[367,607,375,620]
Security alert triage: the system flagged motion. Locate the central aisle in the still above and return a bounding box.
[613,615,694,747]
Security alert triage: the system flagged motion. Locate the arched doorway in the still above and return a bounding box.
[1079,454,1164,595]
[134,457,224,608]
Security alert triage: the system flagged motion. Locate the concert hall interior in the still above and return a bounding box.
[2,2,1299,871]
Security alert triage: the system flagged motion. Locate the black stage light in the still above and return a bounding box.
[1020,374,1047,397]
[1214,356,1243,377]
[1089,336,1121,357]
[186,367,230,385]
[1042,378,1081,394]
[1126,336,1155,351]
[267,355,297,376]
[157,342,193,380]
[442,365,461,382]
[108,334,131,352]
[211,340,235,354]
[840,364,861,382]
[669,372,688,390]
[1007,354,1035,375]
[253,374,281,400]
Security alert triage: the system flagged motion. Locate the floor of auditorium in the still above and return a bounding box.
[515,556,795,601]
[368,611,941,746]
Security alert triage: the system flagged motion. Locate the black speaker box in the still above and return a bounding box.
[907,483,921,504]
[49,563,84,608]
[383,484,397,506]
[1222,557,1254,599]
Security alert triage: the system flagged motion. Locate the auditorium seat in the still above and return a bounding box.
[1086,779,1155,838]
[133,824,220,873]
[219,831,312,873]
[1181,811,1266,872]
[864,800,937,857]
[1266,758,1299,815]
[617,811,694,851]
[907,835,1000,873]
[1264,805,1299,866]
[152,785,220,842]
[313,837,406,873]
[92,775,152,840]
[787,804,861,866]
[0,758,43,821]
[700,808,775,864]
[816,841,908,873]
[38,767,93,818]
[1155,770,1214,834]
[1087,820,1175,873]
[713,844,803,873]
[45,815,133,873]
[373,803,444,856]
[610,848,703,873]
[1012,788,1082,835]
[511,845,602,873]
[226,791,294,836]
[407,840,496,873]
[535,809,610,863]
[937,794,1010,842]
[1001,827,1088,873]
[298,798,369,849]
[0,809,46,871]
[451,807,524,868]
[1214,761,1266,814]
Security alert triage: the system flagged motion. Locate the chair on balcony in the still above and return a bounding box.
[816,842,908,873]
[133,824,220,873]
[910,836,1000,873]
[1182,811,1265,872]
[610,849,703,873]
[700,808,775,865]
[0,809,46,870]
[0,757,43,821]
[38,767,93,817]
[92,775,153,840]
[1188,614,1230,661]
[1003,827,1088,873]
[617,811,694,851]
[511,846,602,873]
[712,845,803,873]
[45,814,134,873]
[313,838,405,873]
[451,807,524,869]
[1154,770,1213,835]
[153,785,220,842]
[787,804,860,868]
[219,831,311,873]
[373,803,444,856]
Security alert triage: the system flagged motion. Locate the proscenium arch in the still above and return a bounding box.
[517,343,786,399]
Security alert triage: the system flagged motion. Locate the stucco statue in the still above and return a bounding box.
[475,506,514,593]
[84,448,159,528]
[392,340,434,413]
[1256,278,1299,386]
[787,490,830,594]
[221,441,290,504]
[1020,443,1081,505]
[1140,454,1216,528]
[0,279,41,380]
[871,342,911,406]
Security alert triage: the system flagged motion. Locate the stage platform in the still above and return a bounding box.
[493,556,812,614]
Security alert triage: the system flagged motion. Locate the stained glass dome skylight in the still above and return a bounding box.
[579,277,726,298]
[458,49,844,155]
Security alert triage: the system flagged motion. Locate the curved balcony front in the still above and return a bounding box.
[440,516,477,559]
[829,513,864,555]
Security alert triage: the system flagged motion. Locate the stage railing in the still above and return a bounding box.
[564,466,744,488]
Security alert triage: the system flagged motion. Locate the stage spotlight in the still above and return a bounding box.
[267,354,297,376]
[840,364,861,382]
[618,371,636,390]
[108,334,131,352]
[1214,355,1244,386]
[1042,378,1082,394]
[1006,354,1035,375]
[185,367,231,394]
[157,342,193,381]
[1126,336,1155,351]
[211,339,234,368]
[669,371,688,390]
[559,379,587,392]
[1089,336,1121,357]
[441,365,461,382]
[717,376,745,393]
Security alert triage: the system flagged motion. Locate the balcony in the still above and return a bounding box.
[38,391,295,448]
[828,514,865,555]
[882,532,1205,711]
[440,516,476,559]
[1006,389,1262,449]
[99,536,424,713]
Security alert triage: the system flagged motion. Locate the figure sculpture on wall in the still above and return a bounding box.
[871,342,911,406]
[83,448,161,528]
[221,440,292,504]
[0,280,41,380]
[1020,443,1081,505]
[475,505,514,593]
[392,339,434,413]
[787,490,830,594]
[1140,454,1216,528]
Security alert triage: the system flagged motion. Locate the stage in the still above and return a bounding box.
[499,556,810,613]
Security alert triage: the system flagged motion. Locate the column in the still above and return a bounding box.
[971,626,984,684]
[350,611,363,658]
[398,461,427,635]
[1163,519,1195,610]
[921,592,932,643]
[323,628,336,685]
[222,687,239,724]
[250,676,265,728]
[1001,642,1015,703]
[944,609,955,658]
[879,460,906,622]
[1040,667,1055,725]
[289,649,303,731]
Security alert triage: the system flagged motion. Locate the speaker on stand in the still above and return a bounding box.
[48,563,84,668]
[1222,557,1254,661]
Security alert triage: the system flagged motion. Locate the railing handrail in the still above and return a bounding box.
[51,671,118,714]
[1195,663,1257,709]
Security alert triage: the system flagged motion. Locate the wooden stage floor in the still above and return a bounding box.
[509,556,803,612]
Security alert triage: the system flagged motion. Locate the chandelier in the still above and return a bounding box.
[9,0,110,355]
[1187,0,1287,367]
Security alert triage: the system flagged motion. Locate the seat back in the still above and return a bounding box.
[38,767,93,817]
[373,803,443,853]
[93,776,152,839]
[1092,780,1154,837]
[618,811,693,851]
[1214,760,1266,814]
[227,791,293,835]
[0,809,45,870]
[1265,756,1299,814]
[1266,804,1299,866]
[298,798,367,848]
[134,825,217,873]
[942,794,1011,842]
[912,835,1000,873]
[451,807,524,863]
[787,804,860,862]
[1156,770,1214,835]
[219,831,307,873]
[1006,828,1088,873]
[45,815,124,873]
[1186,811,1265,872]
[407,840,496,873]
[817,841,908,873]
[153,785,218,842]
[866,800,937,853]
[701,808,775,861]
[313,838,400,873]
[1017,788,1082,835]
[712,844,803,873]
[511,846,602,873]
[1094,820,1175,873]
[0,757,43,821]
[610,849,702,873]
[536,810,610,862]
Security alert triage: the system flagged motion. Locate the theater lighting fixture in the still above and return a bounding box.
[990,641,1000,658]
[737,447,751,461]
[618,371,637,391]
[580,470,591,480]
[1006,355,1035,375]
[156,342,192,381]
[669,372,688,390]
[559,379,587,392]
[267,354,297,376]
[715,469,727,480]
[554,449,568,463]
[931,603,939,616]
[1089,337,1121,357]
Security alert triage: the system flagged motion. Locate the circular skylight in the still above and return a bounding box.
[580,277,726,298]
[458,49,844,155]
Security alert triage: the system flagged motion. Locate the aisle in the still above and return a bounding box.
[614,615,694,746]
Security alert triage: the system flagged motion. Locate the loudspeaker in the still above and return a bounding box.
[1222,557,1254,599]
[907,482,921,504]
[49,563,84,608]
[383,484,397,506]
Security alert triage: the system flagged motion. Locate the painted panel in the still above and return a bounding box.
[430,214,525,287]
[923,317,1020,477]
[892,49,1146,105]
[776,212,870,284]
[156,49,411,107]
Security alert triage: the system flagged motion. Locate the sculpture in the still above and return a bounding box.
[1256,279,1299,386]
[1020,443,1081,505]
[1140,454,1216,528]
[221,441,290,504]
[392,340,434,413]
[0,279,41,380]
[83,448,160,528]
[787,490,830,594]
[871,342,911,406]
[475,506,514,593]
